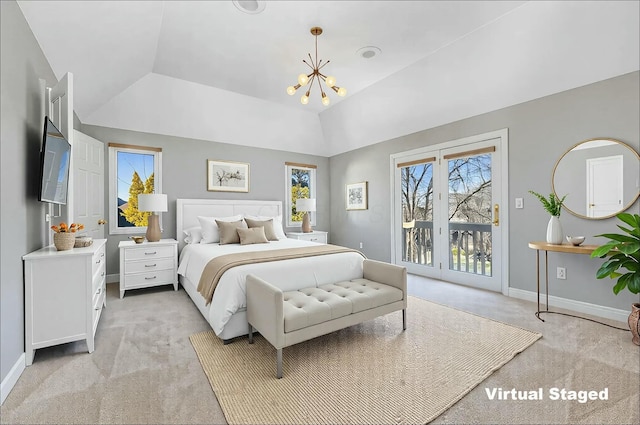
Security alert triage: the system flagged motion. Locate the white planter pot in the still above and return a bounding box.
[546,215,563,245]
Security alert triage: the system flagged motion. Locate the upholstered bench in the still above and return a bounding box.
[246,259,407,378]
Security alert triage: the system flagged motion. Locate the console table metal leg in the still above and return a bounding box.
[535,249,544,322]
[545,250,549,315]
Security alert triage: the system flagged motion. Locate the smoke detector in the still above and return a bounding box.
[356,46,381,59]
[232,1,266,14]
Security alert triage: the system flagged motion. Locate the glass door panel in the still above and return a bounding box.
[400,161,435,267]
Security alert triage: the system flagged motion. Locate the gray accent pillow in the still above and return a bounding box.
[237,227,269,245]
[244,218,278,241]
[216,219,245,245]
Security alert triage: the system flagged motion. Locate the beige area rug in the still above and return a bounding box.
[190,296,542,425]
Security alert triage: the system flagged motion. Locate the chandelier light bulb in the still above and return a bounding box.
[298,73,309,86]
[301,93,310,105]
[286,86,296,96]
[337,87,347,97]
[321,93,330,106]
[325,76,336,88]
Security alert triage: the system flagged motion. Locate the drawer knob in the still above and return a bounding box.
[145,264,157,268]
[95,307,100,311]
[145,251,157,255]
[97,288,101,294]
[101,272,105,276]
[145,276,157,280]
[95,260,101,264]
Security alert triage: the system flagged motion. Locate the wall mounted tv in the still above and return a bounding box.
[38,116,71,205]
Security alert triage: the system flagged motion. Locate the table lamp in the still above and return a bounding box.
[296,198,316,233]
[138,193,168,242]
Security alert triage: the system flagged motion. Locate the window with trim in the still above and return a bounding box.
[108,143,162,235]
[285,162,316,227]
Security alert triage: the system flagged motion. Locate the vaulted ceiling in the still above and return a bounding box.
[17,1,640,156]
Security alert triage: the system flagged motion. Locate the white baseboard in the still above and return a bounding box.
[107,273,119,284]
[508,287,629,324]
[1,353,25,405]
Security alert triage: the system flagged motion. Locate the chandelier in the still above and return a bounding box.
[287,27,347,106]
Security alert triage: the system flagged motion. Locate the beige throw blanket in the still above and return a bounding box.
[197,244,364,305]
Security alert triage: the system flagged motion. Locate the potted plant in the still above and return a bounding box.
[590,212,640,345]
[528,191,567,244]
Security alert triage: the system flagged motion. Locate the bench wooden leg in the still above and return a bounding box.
[276,348,283,379]
[248,324,254,344]
[403,309,407,330]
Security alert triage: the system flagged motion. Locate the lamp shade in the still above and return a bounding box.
[296,198,316,212]
[138,194,168,212]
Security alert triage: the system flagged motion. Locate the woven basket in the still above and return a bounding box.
[53,232,75,251]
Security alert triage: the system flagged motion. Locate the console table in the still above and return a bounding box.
[528,241,598,321]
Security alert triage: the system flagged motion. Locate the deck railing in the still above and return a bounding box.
[402,220,492,276]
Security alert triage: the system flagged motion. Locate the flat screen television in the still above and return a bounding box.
[38,117,71,205]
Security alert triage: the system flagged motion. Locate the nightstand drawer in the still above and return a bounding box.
[124,245,174,261]
[124,269,176,288]
[124,258,174,274]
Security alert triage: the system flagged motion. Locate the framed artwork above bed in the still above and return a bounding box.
[207,160,249,192]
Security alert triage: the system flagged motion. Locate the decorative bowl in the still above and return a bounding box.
[566,236,585,246]
[130,236,145,244]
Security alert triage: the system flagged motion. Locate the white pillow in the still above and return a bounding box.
[198,215,243,243]
[245,214,286,240]
[183,226,203,244]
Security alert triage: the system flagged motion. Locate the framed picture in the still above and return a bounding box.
[207,160,249,192]
[346,181,368,210]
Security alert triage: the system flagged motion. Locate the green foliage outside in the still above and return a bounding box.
[122,172,154,227]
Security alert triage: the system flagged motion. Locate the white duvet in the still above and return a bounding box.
[178,239,365,335]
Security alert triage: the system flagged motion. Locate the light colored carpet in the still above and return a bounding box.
[190,296,542,425]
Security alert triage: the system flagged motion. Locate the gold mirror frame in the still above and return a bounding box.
[552,138,640,220]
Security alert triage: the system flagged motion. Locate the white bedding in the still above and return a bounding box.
[178,239,365,336]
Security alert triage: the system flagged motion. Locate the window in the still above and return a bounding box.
[285,162,316,227]
[108,143,162,235]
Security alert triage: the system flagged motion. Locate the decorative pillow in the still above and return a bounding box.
[245,214,287,240]
[183,226,203,244]
[216,219,246,245]
[198,215,243,243]
[237,227,269,245]
[244,218,278,241]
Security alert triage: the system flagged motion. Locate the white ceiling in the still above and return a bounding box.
[17,1,640,157]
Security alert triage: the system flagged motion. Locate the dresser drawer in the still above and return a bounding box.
[92,259,106,291]
[124,257,174,274]
[123,269,176,289]
[124,245,174,260]
[92,282,105,308]
[92,245,106,276]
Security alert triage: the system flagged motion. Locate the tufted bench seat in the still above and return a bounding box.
[247,259,407,378]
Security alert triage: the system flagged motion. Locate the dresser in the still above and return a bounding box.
[286,230,328,244]
[23,239,107,366]
[118,239,178,298]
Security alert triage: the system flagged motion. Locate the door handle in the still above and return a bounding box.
[492,204,499,226]
[98,219,107,225]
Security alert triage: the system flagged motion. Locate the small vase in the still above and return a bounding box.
[546,216,563,245]
[53,232,75,251]
[629,303,640,346]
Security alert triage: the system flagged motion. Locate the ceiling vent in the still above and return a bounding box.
[357,46,381,59]
[232,1,266,14]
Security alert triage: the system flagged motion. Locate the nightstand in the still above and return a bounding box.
[286,230,328,244]
[118,238,178,298]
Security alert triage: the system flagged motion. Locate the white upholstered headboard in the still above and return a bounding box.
[176,199,283,252]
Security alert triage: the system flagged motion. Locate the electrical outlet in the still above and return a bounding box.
[557,267,566,280]
[359,242,363,249]
[45,213,51,222]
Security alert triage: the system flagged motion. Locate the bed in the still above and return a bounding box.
[176,199,365,342]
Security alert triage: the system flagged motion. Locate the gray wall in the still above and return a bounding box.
[329,71,640,311]
[79,125,331,276]
[0,0,58,382]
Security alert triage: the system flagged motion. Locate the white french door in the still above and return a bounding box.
[391,129,508,293]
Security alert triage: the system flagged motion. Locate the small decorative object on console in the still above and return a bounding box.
[130,236,145,244]
[566,236,585,246]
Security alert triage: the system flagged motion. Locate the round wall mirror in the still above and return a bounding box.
[552,138,640,219]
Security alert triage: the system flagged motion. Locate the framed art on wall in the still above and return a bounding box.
[346,181,368,210]
[207,160,250,192]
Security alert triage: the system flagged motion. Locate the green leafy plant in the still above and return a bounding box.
[528,191,567,217]
[590,213,640,295]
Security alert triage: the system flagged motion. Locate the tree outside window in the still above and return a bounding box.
[286,163,316,227]
[108,144,162,235]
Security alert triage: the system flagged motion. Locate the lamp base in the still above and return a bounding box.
[302,212,313,233]
[146,214,161,242]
